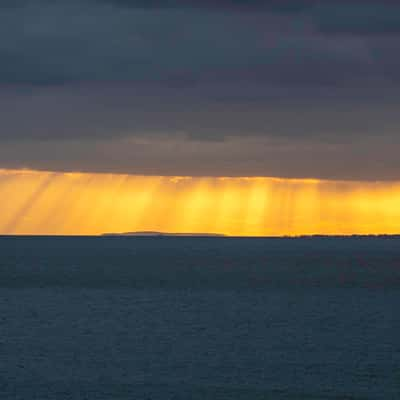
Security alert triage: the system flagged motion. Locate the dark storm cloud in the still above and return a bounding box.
[0,1,394,85]
[99,0,400,34]
[313,3,400,35]
[98,0,315,12]
[1,0,400,180]
[0,0,312,11]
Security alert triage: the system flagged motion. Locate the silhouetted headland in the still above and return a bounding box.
[101,231,227,237]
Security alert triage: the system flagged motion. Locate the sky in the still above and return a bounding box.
[1,1,400,235]
[2,169,400,236]
[1,0,400,180]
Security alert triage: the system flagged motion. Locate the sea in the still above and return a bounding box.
[0,236,399,399]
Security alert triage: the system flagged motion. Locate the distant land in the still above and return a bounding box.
[101,231,227,237]
[1,233,400,239]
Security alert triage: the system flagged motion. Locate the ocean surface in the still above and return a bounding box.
[0,236,399,399]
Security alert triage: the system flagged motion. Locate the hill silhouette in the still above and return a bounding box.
[101,231,226,237]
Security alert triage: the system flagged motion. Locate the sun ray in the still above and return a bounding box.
[1,169,400,236]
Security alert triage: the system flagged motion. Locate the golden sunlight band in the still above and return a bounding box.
[1,169,400,236]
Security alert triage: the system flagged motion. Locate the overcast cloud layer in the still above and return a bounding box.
[1,0,400,180]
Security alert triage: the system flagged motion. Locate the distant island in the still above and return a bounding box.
[99,232,400,239]
[101,231,227,237]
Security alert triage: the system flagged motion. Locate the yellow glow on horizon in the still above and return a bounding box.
[1,168,400,236]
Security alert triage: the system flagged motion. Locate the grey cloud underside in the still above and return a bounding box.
[1,0,400,180]
[1,83,400,181]
[2,133,400,181]
[1,84,400,140]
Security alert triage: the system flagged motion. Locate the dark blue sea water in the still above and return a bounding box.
[1,236,399,399]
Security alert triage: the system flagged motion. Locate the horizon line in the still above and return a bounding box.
[1,233,400,239]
